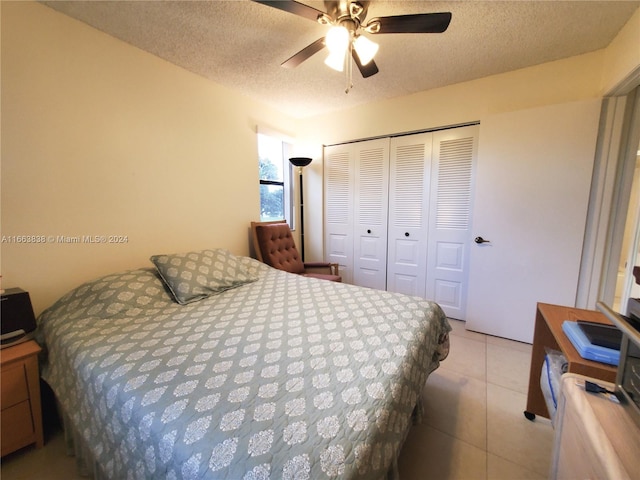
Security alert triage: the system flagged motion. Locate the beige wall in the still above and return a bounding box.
[298,51,605,146]
[601,6,640,94]
[1,2,296,314]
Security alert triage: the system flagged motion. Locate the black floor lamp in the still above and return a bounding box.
[289,157,312,262]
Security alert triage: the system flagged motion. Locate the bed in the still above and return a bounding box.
[36,249,451,479]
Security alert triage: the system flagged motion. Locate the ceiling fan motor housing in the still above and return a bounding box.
[318,1,370,35]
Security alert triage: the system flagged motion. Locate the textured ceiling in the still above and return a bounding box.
[42,0,640,118]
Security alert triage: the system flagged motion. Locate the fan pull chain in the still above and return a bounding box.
[345,43,353,94]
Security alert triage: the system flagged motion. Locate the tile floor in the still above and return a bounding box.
[398,319,554,480]
[0,319,554,479]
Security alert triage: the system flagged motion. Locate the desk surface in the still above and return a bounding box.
[537,303,617,381]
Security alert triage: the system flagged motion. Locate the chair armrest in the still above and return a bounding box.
[304,262,340,276]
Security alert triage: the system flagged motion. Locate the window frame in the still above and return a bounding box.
[257,130,294,227]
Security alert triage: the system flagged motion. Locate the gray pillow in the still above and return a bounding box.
[150,249,258,305]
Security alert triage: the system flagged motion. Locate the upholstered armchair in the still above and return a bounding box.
[251,221,341,282]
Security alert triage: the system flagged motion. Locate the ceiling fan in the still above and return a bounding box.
[252,0,452,92]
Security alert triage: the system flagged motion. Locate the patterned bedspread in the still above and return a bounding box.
[37,256,450,479]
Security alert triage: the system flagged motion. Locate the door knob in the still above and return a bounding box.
[367,229,372,234]
[474,236,490,244]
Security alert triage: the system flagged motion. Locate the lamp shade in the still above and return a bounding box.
[325,26,349,53]
[289,157,312,168]
[325,51,346,72]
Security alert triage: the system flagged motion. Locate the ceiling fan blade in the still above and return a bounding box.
[352,49,379,78]
[370,12,452,34]
[252,0,326,22]
[323,1,341,18]
[282,37,326,69]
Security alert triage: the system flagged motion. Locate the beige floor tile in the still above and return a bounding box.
[1,429,82,480]
[422,368,488,450]
[486,341,531,394]
[440,333,487,382]
[487,453,548,480]
[399,424,487,480]
[486,383,554,477]
[486,334,533,354]
[448,318,488,343]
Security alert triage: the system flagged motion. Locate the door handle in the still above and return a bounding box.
[474,236,490,244]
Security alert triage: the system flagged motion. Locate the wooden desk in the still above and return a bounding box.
[524,303,617,420]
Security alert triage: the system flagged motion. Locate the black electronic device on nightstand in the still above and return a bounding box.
[1,287,37,348]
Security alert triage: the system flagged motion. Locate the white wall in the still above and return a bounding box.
[1,2,297,314]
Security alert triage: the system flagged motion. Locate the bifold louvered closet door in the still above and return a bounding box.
[324,138,389,286]
[324,125,478,319]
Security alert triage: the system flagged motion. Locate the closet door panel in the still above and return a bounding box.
[387,133,432,296]
[353,139,390,290]
[324,145,354,284]
[426,125,478,319]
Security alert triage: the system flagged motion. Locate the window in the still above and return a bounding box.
[258,132,293,224]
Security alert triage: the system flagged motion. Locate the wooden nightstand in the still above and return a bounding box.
[1,340,44,457]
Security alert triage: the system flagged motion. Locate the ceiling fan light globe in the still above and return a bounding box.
[325,25,350,53]
[354,35,379,65]
[325,51,346,71]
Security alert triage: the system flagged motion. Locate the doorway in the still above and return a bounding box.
[613,139,640,312]
[594,85,640,313]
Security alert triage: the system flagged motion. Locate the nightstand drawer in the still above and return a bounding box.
[1,363,29,408]
[0,401,35,455]
[0,340,44,456]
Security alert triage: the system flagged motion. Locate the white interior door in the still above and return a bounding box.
[387,133,432,296]
[466,99,602,343]
[425,126,479,320]
[353,139,389,290]
[324,145,354,284]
